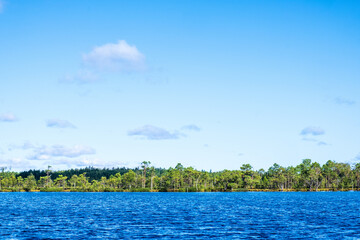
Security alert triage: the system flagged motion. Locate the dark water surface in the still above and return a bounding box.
[0,192,359,239]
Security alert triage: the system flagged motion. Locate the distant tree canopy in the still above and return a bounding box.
[0,159,359,192]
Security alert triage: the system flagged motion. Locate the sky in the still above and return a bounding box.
[0,0,360,172]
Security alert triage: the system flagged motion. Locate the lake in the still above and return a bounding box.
[0,192,359,239]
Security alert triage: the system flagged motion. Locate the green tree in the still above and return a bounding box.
[322,160,337,189]
[122,170,136,189]
[354,163,360,189]
[46,165,52,187]
[16,176,24,191]
[309,162,322,191]
[149,167,156,191]
[299,159,312,190]
[141,161,151,188]
[54,175,68,188]
[24,174,37,191]
[78,173,90,189]
[268,163,286,190]
[69,174,79,188]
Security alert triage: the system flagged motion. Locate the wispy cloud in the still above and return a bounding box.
[317,141,329,146]
[300,126,325,136]
[8,141,35,151]
[301,137,329,147]
[128,125,179,140]
[181,124,201,131]
[60,69,99,84]
[28,145,96,160]
[0,113,18,122]
[0,1,4,13]
[301,137,318,142]
[83,40,145,72]
[46,119,76,129]
[335,97,356,106]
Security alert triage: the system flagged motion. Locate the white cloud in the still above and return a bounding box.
[300,126,325,136]
[46,119,76,129]
[128,125,179,140]
[28,145,96,160]
[0,113,18,122]
[83,40,145,72]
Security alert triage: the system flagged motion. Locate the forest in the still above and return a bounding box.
[1,159,360,192]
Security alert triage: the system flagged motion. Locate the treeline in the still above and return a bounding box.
[1,159,360,192]
[16,166,167,182]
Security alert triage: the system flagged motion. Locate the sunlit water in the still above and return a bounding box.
[0,192,359,239]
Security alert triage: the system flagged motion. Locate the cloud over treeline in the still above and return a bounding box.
[0,157,37,170]
[51,157,124,168]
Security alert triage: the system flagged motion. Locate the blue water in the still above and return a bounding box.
[0,192,359,239]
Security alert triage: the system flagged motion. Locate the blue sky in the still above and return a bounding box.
[0,0,359,171]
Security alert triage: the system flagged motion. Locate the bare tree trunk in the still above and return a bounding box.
[150,176,154,191]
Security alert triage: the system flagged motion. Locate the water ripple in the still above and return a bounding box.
[0,192,360,239]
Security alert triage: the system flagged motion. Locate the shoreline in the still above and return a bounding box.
[0,188,358,193]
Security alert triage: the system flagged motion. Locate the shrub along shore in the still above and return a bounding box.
[1,159,360,192]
